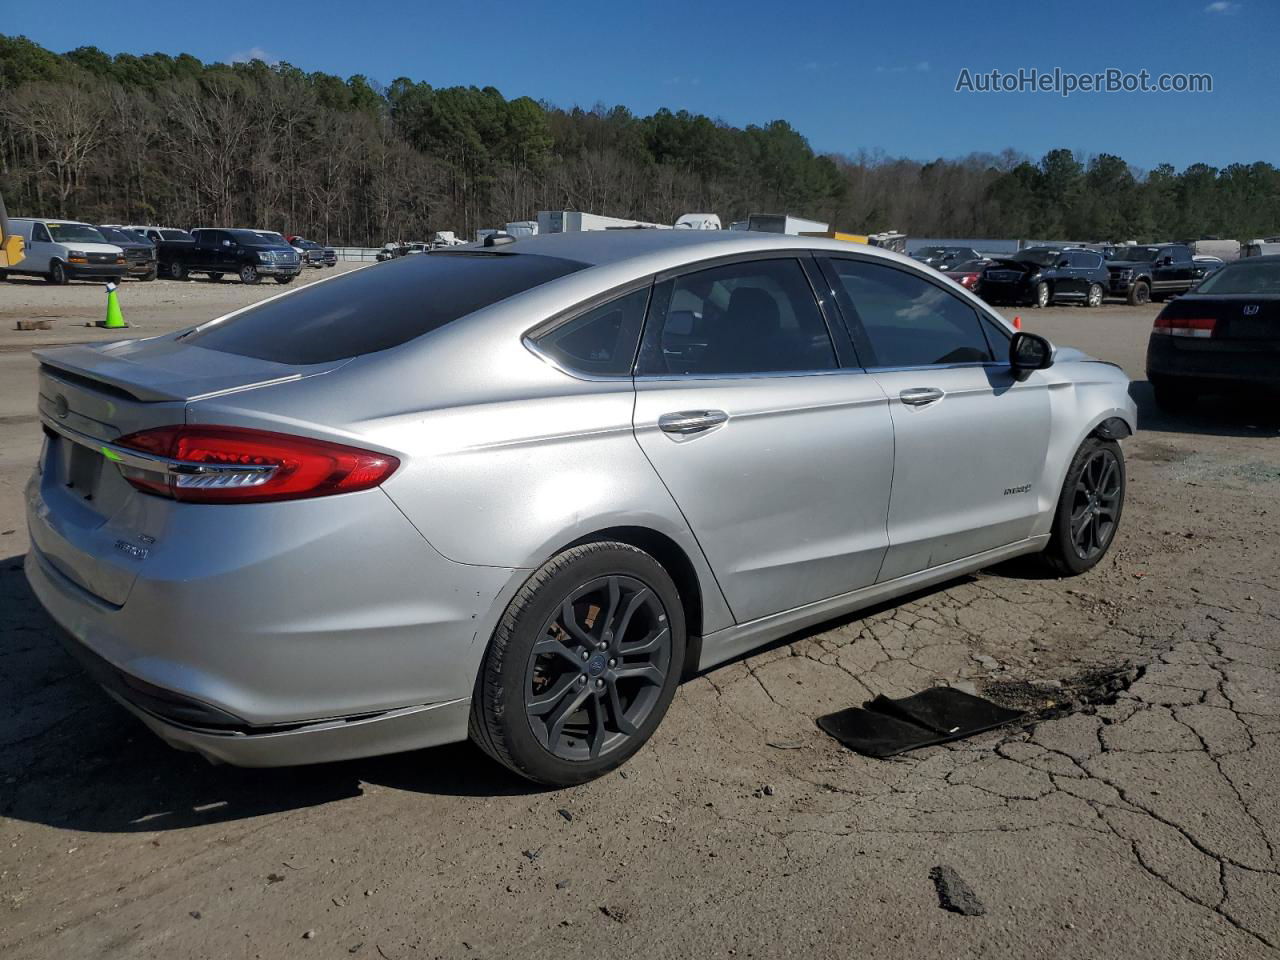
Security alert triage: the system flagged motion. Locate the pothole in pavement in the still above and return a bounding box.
[979,663,1144,723]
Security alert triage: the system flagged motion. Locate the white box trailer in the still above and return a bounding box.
[747,213,829,236]
[504,220,538,238]
[537,210,671,234]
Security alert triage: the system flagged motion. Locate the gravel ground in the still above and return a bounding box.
[1,275,1277,959]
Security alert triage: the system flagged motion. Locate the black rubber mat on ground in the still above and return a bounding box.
[817,687,1025,758]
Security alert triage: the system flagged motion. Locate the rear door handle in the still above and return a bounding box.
[899,387,945,407]
[658,410,729,435]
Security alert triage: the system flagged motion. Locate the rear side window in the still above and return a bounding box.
[635,258,836,376]
[823,257,994,368]
[532,286,649,377]
[184,252,588,364]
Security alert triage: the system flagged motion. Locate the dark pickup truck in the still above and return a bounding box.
[140,227,301,284]
[96,225,157,280]
[1104,243,1204,305]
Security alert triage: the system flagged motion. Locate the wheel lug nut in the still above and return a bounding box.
[581,650,589,660]
[577,675,587,685]
[597,642,607,651]
[595,679,604,689]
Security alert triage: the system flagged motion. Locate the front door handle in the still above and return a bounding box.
[899,387,945,407]
[658,410,729,435]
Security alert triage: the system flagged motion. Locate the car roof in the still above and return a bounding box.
[11,217,91,226]
[477,228,921,272]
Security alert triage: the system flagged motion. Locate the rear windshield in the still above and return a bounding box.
[1194,259,1280,295]
[183,251,590,364]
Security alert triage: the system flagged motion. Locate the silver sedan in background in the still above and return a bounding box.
[25,230,1135,786]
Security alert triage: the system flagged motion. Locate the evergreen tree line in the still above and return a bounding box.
[2,35,1277,246]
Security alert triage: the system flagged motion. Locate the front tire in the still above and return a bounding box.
[1041,437,1125,576]
[274,274,295,284]
[1085,282,1103,307]
[470,541,686,786]
[239,264,260,285]
[1127,280,1150,306]
[168,260,187,281]
[46,261,68,285]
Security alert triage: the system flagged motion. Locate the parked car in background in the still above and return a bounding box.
[96,225,157,281]
[979,247,1108,308]
[1242,238,1280,258]
[943,258,990,292]
[24,230,1134,786]
[913,246,982,270]
[1147,255,1280,411]
[128,226,197,280]
[1193,255,1225,279]
[1104,243,1201,305]
[149,228,300,284]
[287,235,337,268]
[376,242,401,262]
[0,218,126,284]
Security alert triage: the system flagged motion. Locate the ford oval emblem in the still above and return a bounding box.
[54,394,69,419]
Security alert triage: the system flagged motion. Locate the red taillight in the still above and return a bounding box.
[113,425,399,504]
[1153,315,1216,338]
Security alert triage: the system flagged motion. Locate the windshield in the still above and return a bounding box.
[183,251,590,364]
[254,232,288,245]
[160,229,193,242]
[1014,249,1060,267]
[1109,246,1161,262]
[97,227,146,245]
[47,223,106,244]
[1194,259,1280,295]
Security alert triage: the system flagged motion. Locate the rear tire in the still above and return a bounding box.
[239,264,260,285]
[470,541,686,786]
[1041,437,1125,576]
[1034,281,1051,308]
[168,261,187,281]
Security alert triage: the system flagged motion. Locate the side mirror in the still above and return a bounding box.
[1010,331,1054,380]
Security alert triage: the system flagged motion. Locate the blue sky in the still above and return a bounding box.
[5,0,1272,170]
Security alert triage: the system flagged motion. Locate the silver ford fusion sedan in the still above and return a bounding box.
[25,230,1135,785]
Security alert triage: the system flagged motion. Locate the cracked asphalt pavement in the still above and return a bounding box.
[1,286,1277,958]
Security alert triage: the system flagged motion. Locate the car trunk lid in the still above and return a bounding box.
[30,338,344,605]
[1158,295,1280,348]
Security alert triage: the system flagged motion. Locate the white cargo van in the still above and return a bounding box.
[2,218,126,284]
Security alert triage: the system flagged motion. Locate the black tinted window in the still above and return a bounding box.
[533,286,649,377]
[824,258,994,367]
[185,252,588,364]
[636,258,835,376]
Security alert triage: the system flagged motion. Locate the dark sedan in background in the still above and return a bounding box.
[978,247,1109,308]
[943,258,990,292]
[1147,255,1280,411]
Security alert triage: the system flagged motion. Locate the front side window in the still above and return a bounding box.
[635,258,836,376]
[823,257,995,368]
[32,223,51,243]
[532,286,649,377]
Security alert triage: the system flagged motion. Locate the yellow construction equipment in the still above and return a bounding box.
[800,230,908,255]
[0,191,25,270]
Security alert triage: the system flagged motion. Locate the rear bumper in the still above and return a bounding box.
[1146,334,1280,389]
[25,471,521,765]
